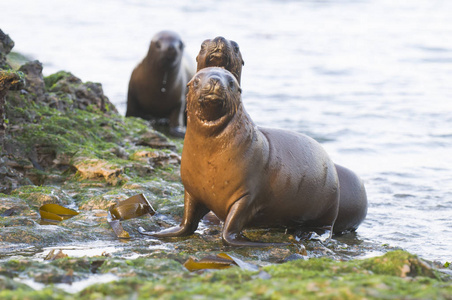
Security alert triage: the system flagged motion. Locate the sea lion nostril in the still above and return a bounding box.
[199,77,221,94]
[201,82,212,93]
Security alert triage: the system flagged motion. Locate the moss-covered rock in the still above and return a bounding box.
[0,29,15,70]
[359,250,438,278]
[0,250,443,300]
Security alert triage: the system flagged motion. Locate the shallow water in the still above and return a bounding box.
[1,0,451,262]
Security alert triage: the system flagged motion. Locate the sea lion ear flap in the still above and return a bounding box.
[180,41,185,50]
[238,86,242,94]
[242,59,245,66]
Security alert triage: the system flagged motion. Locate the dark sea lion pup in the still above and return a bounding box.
[126,30,194,137]
[196,36,244,84]
[142,67,343,247]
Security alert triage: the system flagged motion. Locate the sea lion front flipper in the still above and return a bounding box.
[168,95,186,138]
[142,191,209,237]
[222,196,288,247]
[125,80,141,118]
[169,126,186,138]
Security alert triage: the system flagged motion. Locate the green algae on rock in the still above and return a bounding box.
[2,250,448,300]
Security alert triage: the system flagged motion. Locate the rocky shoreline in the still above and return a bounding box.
[1,30,451,299]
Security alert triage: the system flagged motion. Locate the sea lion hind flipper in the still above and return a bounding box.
[143,191,209,238]
[222,196,288,247]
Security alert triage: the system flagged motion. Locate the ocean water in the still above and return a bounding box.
[1,0,451,262]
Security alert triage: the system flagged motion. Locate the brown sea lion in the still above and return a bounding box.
[126,31,194,137]
[143,67,341,247]
[196,36,244,84]
[195,38,367,235]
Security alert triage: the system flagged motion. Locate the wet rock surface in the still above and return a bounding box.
[1,31,451,299]
[0,29,14,70]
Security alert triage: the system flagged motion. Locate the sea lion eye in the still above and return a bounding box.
[228,78,236,90]
[179,41,184,50]
[231,41,239,53]
[200,42,207,53]
[155,41,161,49]
[193,77,201,88]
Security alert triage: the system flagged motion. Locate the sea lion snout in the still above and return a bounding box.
[196,37,244,84]
[202,75,223,92]
[159,41,181,62]
[208,37,229,64]
[152,32,184,63]
[197,75,227,107]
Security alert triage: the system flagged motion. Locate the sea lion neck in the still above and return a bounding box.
[187,104,253,140]
[144,51,181,72]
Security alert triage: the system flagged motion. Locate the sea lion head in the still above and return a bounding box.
[187,67,242,130]
[148,31,185,67]
[196,37,244,83]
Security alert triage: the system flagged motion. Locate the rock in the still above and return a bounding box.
[282,253,308,262]
[135,130,176,150]
[0,70,25,131]
[73,157,125,185]
[0,275,33,291]
[0,155,33,194]
[359,250,438,279]
[10,185,74,210]
[0,195,31,216]
[0,225,72,246]
[44,71,118,114]
[18,61,46,102]
[0,29,15,70]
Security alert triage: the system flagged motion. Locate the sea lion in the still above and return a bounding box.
[195,38,367,235]
[196,36,244,84]
[144,67,341,247]
[126,31,194,137]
